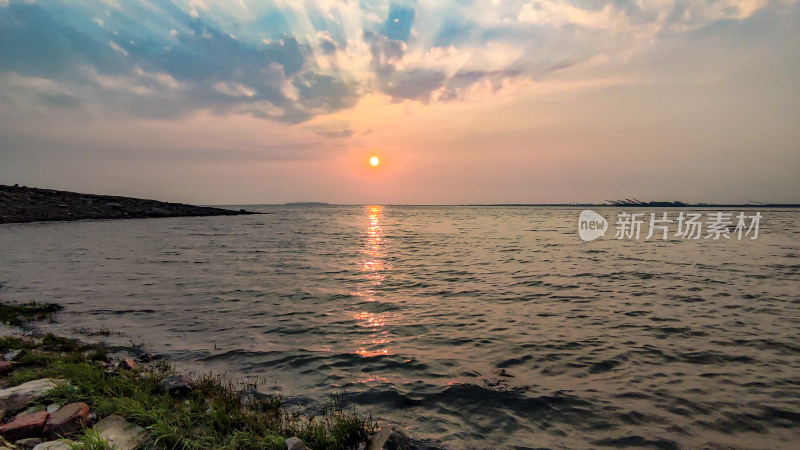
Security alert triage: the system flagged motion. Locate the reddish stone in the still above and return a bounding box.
[0,361,15,376]
[118,358,136,370]
[43,402,89,439]
[0,410,49,441]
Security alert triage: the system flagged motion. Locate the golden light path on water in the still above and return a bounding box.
[354,206,391,358]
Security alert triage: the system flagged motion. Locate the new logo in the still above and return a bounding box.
[578,210,608,241]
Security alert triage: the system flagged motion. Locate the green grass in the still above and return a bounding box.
[0,332,376,449]
[70,428,114,449]
[0,300,62,326]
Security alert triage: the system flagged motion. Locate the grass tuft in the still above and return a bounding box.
[0,300,63,326]
[0,330,377,449]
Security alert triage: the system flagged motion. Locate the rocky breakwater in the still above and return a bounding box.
[0,185,258,224]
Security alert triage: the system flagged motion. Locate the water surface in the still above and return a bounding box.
[1,206,799,448]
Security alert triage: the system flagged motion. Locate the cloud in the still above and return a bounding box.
[315,128,354,138]
[0,0,795,125]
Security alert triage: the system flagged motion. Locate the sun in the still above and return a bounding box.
[369,156,380,167]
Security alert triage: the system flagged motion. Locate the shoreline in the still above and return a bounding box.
[0,301,436,450]
[0,185,259,225]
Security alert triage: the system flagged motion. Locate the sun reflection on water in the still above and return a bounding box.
[361,206,385,284]
[354,206,392,358]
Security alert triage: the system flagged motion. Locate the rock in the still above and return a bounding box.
[369,426,422,450]
[285,436,308,450]
[32,441,73,450]
[0,410,49,441]
[133,351,154,363]
[0,362,15,376]
[3,351,21,362]
[14,437,43,449]
[43,402,89,439]
[369,427,392,450]
[45,405,59,415]
[118,358,136,370]
[159,375,192,395]
[95,415,150,450]
[0,379,62,413]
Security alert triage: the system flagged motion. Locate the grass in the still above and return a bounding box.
[0,300,62,326]
[0,302,378,449]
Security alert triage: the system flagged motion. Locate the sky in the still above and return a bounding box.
[0,0,798,205]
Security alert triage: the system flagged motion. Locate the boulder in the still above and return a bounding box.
[286,436,308,450]
[0,410,49,441]
[43,402,89,439]
[159,375,192,395]
[95,415,150,450]
[0,379,62,413]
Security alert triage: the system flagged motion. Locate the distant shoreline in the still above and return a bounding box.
[231,203,800,208]
[0,185,259,224]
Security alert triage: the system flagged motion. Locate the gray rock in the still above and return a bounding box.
[0,379,63,413]
[32,440,73,450]
[159,375,192,395]
[45,405,60,415]
[4,351,21,361]
[95,415,150,450]
[369,427,392,450]
[286,436,308,450]
[369,426,430,450]
[13,437,42,449]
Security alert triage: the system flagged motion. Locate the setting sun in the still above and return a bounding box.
[369,156,380,167]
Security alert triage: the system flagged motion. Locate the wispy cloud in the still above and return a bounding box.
[2,0,790,123]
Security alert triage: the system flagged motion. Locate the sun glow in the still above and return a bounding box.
[369,156,380,166]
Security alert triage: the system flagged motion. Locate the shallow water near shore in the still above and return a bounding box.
[1,206,799,448]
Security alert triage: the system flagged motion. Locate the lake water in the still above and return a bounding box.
[1,206,799,449]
